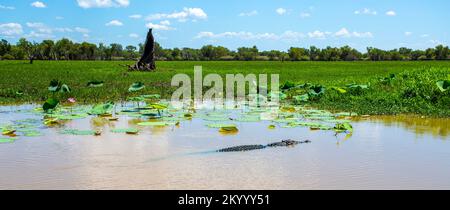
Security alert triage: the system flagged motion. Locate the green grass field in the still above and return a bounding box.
[1,60,449,116]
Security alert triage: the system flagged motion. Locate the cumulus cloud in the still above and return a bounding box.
[129,14,142,19]
[26,22,53,34]
[106,20,123,26]
[146,7,207,22]
[386,10,396,16]
[276,8,287,15]
[77,0,130,9]
[334,28,373,38]
[239,10,258,17]
[0,4,15,10]
[31,1,47,8]
[146,21,174,30]
[196,28,373,41]
[354,8,377,15]
[0,23,23,37]
[74,27,90,33]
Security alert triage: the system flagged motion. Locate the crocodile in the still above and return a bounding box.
[217,139,311,153]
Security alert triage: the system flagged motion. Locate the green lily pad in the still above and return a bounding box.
[137,121,169,126]
[48,79,60,92]
[334,122,354,133]
[87,81,104,88]
[111,128,140,134]
[60,129,100,136]
[436,80,450,92]
[43,98,59,112]
[0,137,17,143]
[207,123,236,128]
[128,82,145,92]
[88,102,114,115]
[60,84,71,93]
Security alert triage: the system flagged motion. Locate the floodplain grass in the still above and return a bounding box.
[0,60,449,116]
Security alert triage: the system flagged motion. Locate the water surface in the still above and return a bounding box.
[0,105,449,190]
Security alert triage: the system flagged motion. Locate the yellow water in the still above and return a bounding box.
[0,106,449,189]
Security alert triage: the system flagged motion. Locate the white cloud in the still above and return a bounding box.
[0,23,23,37]
[146,7,207,22]
[106,20,123,26]
[146,22,174,31]
[0,4,15,10]
[77,0,130,9]
[55,16,64,20]
[276,8,287,15]
[354,8,377,15]
[239,10,258,17]
[129,33,139,38]
[74,27,90,33]
[160,20,171,25]
[404,32,412,36]
[300,12,311,18]
[334,28,373,38]
[195,31,305,42]
[26,22,53,34]
[31,1,47,8]
[386,10,396,16]
[308,30,327,39]
[129,14,142,19]
[421,34,430,38]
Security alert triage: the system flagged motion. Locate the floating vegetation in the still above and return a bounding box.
[128,82,145,92]
[60,129,101,136]
[87,81,104,88]
[43,98,59,112]
[0,137,17,144]
[111,128,140,135]
[88,101,114,115]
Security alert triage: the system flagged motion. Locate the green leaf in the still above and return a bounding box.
[128,82,145,92]
[331,87,347,94]
[48,79,60,92]
[59,84,71,93]
[88,101,115,115]
[334,122,353,133]
[436,80,450,92]
[87,81,104,88]
[43,98,59,112]
[294,94,309,102]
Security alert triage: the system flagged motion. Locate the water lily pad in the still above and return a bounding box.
[207,123,236,128]
[219,126,239,133]
[88,102,114,115]
[128,82,145,92]
[60,129,101,136]
[111,128,140,135]
[436,80,450,92]
[137,121,169,126]
[43,98,59,112]
[334,122,353,133]
[0,137,17,143]
[87,81,104,87]
[60,84,71,93]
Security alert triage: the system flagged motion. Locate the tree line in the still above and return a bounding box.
[0,38,449,63]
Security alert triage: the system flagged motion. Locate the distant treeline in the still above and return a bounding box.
[0,38,449,62]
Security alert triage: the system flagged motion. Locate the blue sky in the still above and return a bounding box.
[0,0,448,51]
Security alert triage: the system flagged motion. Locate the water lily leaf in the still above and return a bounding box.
[128,82,145,92]
[148,103,168,110]
[111,128,140,135]
[436,80,450,92]
[2,129,16,135]
[219,126,239,133]
[334,122,353,133]
[87,81,104,88]
[294,94,309,103]
[268,125,276,129]
[207,123,236,128]
[128,96,145,102]
[331,87,347,94]
[309,85,326,96]
[137,121,169,126]
[0,137,17,143]
[88,102,114,115]
[280,81,296,90]
[141,94,161,99]
[59,84,71,93]
[60,129,101,136]
[347,84,369,89]
[48,79,60,92]
[43,98,59,112]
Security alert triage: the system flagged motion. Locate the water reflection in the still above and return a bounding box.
[353,115,450,139]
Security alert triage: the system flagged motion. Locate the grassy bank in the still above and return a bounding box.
[0,60,449,116]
